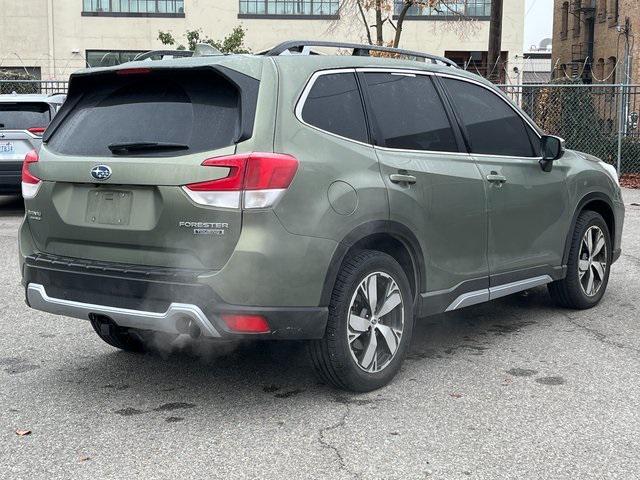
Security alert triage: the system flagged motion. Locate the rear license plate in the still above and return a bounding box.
[86,190,133,226]
[0,142,14,154]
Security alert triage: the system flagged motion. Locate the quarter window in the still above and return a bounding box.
[301,73,368,143]
[442,78,537,157]
[363,72,459,152]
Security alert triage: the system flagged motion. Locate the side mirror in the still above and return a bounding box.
[539,135,565,172]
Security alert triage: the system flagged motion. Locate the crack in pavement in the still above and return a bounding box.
[317,402,362,480]
[562,313,640,356]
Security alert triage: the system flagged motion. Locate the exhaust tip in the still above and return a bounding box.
[175,317,201,339]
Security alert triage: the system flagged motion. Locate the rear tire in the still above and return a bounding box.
[548,210,612,309]
[308,250,414,392]
[90,315,147,353]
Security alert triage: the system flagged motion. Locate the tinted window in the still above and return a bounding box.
[0,102,51,130]
[48,70,241,156]
[443,79,537,157]
[301,73,368,143]
[363,72,458,152]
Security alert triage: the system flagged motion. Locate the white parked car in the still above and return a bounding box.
[0,93,65,195]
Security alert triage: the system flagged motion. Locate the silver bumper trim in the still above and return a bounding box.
[26,283,220,338]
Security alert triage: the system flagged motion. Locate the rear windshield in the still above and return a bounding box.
[0,102,51,130]
[47,70,241,157]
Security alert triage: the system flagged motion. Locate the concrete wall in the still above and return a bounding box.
[1,0,525,80]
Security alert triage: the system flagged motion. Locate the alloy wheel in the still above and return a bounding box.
[578,226,608,297]
[347,272,405,373]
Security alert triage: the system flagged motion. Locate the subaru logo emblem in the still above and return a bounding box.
[91,165,112,181]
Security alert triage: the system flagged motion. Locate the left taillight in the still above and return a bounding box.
[27,127,46,136]
[183,152,298,209]
[22,149,42,199]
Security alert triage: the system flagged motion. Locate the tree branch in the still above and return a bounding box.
[393,1,413,48]
[356,0,373,45]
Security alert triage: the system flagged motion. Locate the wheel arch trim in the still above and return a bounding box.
[319,221,426,308]
[563,191,615,265]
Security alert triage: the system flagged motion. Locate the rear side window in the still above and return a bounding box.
[363,72,459,152]
[47,70,241,156]
[0,102,51,130]
[442,78,537,157]
[301,72,368,143]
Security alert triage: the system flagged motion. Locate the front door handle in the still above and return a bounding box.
[389,174,417,185]
[486,173,507,184]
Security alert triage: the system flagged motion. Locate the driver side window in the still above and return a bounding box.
[442,78,540,158]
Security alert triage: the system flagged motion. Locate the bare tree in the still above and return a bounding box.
[340,0,477,48]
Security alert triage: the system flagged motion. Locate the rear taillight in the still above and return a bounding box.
[22,149,42,199]
[27,127,46,136]
[116,67,152,76]
[221,314,270,334]
[28,127,46,136]
[183,152,298,209]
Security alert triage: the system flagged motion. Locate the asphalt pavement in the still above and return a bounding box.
[1,190,639,480]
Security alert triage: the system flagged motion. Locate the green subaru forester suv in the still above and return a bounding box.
[19,41,625,391]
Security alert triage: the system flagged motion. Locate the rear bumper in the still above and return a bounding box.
[0,161,22,193]
[23,254,328,340]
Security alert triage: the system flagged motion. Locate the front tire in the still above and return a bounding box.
[308,250,414,392]
[549,210,612,309]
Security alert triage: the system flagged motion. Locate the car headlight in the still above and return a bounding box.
[601,162,620,186]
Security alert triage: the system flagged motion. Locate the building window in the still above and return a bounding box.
[607,56,617,82]
[82,0,185,17]
[238,0,339,18]
[608,0,619,26]
[561,2,569,39]
[595,58,605,81]
[86,50,147,68]
[597,0,606,22]
[572,0,581,38]
[394,0,491,18]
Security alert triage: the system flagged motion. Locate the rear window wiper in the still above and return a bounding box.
[108,142,189,155]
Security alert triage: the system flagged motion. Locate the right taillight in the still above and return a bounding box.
[22,149,42,199]
[183,152,298,209]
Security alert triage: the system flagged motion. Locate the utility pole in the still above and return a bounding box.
[487,0,504,83]
[617,17,632,175]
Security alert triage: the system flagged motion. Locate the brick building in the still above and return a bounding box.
[552,0,639,83]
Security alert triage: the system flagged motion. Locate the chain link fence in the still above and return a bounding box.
[499,83,640,175]
[2,80,639,174]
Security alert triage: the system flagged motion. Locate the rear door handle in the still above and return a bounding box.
[486,173,507,184]
[389,174,417,184]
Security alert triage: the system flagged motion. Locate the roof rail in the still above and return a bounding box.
[264,40,459,67]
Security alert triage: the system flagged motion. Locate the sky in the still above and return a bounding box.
[524,0,554,50]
